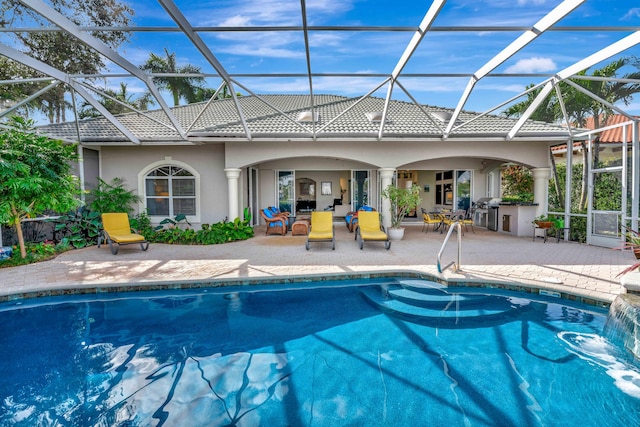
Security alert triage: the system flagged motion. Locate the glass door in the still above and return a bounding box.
[351,170,370,211]
[249,167,258,225]
[455,170,472,213]
[277,170,294,214]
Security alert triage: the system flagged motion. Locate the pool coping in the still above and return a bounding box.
[0,269,613,309]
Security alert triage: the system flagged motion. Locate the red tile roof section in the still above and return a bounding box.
[551,115,639,153]
[583,115,639,143]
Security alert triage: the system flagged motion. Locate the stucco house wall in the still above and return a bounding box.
[37,94,566,229]
[99,144,228,225]
[225,140,551,170]
[94,138,551,228]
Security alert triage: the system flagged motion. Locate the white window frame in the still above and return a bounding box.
[138,158,201,224]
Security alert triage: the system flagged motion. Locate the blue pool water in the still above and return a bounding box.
[0,278,639,426]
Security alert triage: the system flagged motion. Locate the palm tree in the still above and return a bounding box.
[78,82,155,118]
[140,48,205,106]
[504,57,640,210]
[193,81,238,102]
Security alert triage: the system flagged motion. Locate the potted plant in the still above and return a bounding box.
[615,227,640,277]
[620,227,640,259]
[381,183,422,240]
[533,215,554,229]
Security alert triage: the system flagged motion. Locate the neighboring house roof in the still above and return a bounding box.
[37,94,573,145]
[582,115,639,143]
[551,114,640,154]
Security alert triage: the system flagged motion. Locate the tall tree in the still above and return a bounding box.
[140,48,205,106]
[504,57,640,211]
[0,116,80,258]
[0,0,133,123]
[0,57,41,117]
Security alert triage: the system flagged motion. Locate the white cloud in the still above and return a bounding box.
[516,0,549,5]
[309,33,345,48]
[202,0,355,62]
[623,8,640,20]
[218,15,253,27]
[223,45,304,60]
[242,75,386,95]
[504,57,556,73]
[483,84,528,93]
[206,0,353,27]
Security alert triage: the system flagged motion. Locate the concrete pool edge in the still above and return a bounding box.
[0,268,614,308]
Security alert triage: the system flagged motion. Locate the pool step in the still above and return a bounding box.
[361,284,526,327]
[388,287,494,309]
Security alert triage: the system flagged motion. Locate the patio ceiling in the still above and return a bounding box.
[1,0,640,144]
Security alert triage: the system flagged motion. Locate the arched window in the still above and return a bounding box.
[145,165,196,217]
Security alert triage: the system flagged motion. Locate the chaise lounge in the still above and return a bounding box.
[305,211,335,250]
[98,212,149,255]
[345,206,376,232]
[355,211,390,250]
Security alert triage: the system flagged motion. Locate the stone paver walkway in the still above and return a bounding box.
[0,223,633,305]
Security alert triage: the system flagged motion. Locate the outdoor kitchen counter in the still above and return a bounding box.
[497,204,538,237]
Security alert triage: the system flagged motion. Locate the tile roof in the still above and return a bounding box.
[37,94,573,144]
[582,115,640,143]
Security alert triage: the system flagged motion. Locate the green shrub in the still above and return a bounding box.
[139,214,254,245]
[0,241,59,268]
[501,165,534,202]
[569,216,587,243]
[196,218,255,244]
[53,208,102,248]
[130,210,154,238]
[88,177,141,214]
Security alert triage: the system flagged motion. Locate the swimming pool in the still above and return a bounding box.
[0,278,638,426]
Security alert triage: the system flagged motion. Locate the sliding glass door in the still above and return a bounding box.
[351,170,370,210]
[278,170,294,214]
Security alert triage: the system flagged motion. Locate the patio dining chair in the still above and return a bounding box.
[98,213,149,255]
[441,209,466,233]
[422,212,442,233]
[461,209,475,233]
[345,206,376,232]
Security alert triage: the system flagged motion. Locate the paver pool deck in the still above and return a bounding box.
[0,223,633,305]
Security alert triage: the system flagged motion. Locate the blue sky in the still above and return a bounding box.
[28,0,640,116]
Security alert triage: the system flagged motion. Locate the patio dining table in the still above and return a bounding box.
[437,210,465,233]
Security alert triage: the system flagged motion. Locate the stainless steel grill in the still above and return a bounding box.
[474,198,501,230]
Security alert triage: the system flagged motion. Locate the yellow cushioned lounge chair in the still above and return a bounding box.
[98,213,149,255]
[305,211,335,250]
[355,211,390,250]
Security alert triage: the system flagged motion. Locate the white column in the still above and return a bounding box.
[224,168,242,221]
[532,167,551,217]
[378,168,396,229]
